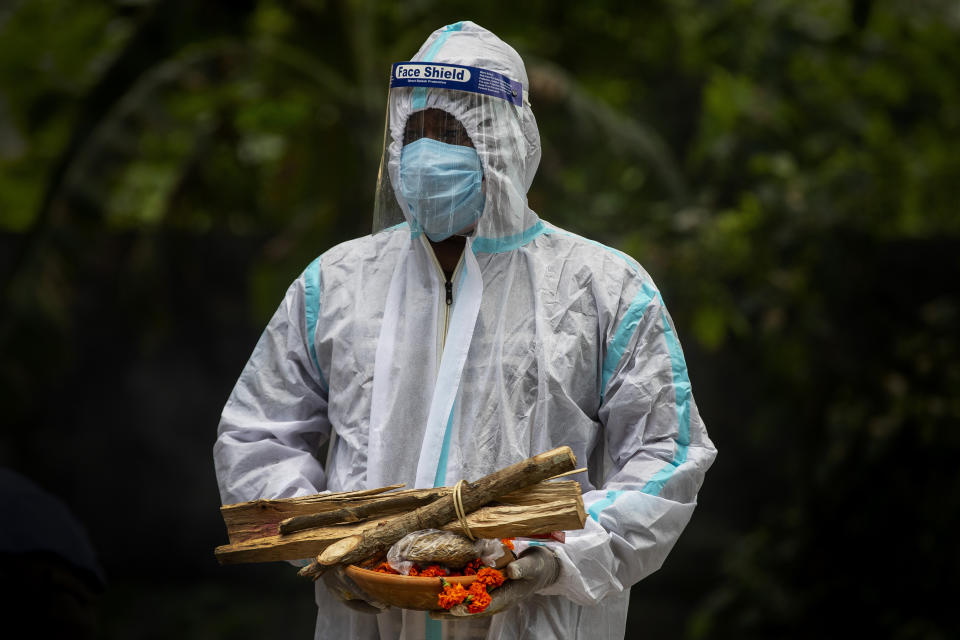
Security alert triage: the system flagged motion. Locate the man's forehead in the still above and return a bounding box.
[406,108,460,125]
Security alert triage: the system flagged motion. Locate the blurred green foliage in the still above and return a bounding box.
[1,1,958,638]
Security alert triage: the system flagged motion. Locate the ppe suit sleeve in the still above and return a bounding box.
[213,261,331,507]
[533,278,717,606]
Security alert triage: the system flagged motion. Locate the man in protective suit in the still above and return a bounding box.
[214,21,716,640]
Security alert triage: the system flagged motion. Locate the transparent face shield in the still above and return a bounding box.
[372,61,533,242]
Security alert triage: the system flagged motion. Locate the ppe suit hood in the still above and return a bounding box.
[386,21,542,242]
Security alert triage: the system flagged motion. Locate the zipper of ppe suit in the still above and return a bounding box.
[424,240,464,354]
[441,258,463,352]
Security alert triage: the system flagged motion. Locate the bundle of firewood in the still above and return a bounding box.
[214,447,586,577]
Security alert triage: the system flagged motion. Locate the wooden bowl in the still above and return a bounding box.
[345,565,478,611]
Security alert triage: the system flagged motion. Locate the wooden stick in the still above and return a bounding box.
[316,446,576,567]
[548,467,587,480]
[279,492,444,534]
[297,561,328,580]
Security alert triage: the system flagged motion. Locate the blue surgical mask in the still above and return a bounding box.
[399,138,485,242]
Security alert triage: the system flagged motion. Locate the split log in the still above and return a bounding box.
[280,492,442,534]
[221,485,428,545]
[440,498,585,538]
[316,446,576,567]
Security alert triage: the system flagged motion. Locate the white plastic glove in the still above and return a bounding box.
[430,546,561,620]
[321,565,390,615]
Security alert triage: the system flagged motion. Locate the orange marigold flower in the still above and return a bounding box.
[500,537,515,550]
[372,562,399,575]
[462,558,483,575]
[419,565,447,578]
[466,587,492,613]
[408,565,420,576]
[475,567,505,589]
[437,581,470,610]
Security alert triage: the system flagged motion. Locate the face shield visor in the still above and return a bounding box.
[372,61,531,243]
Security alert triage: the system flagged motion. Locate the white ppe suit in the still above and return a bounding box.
[214,21,716,640]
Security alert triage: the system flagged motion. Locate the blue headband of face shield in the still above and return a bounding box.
[399,137,485,242]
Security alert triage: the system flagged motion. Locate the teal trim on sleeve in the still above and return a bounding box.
[641,309,692,495]
[502,227,695,496]
[663,309,692,458]
[471,220,550,254]
[549,229,694,496]
[412,22,464,110]
[600,281,657,399]
[303,256,328,392]
[588,490,625,521]
[641,463,676,496]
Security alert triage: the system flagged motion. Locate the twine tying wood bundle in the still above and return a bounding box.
[452,480,474,541]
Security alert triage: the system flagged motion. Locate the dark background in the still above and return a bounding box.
[1,1,958,638]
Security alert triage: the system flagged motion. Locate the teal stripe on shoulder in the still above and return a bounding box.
[303,256,328,392]
[472,220,550,254]
[600,281,658,399]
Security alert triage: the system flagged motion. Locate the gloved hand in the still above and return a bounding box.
[321,565,390,615]
[430,546,561,620]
